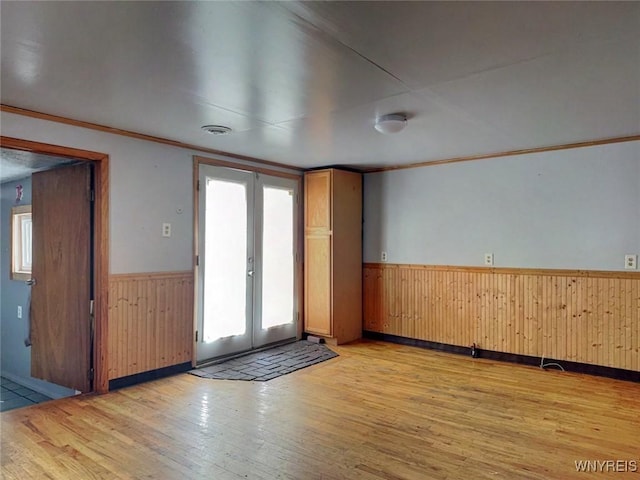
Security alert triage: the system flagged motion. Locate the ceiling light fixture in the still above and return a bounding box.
[201,125,232,135]
[374,113,407,134]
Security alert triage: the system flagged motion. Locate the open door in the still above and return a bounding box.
[31,163,92,392]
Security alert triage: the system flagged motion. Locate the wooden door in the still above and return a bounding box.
[304,170,333,336]
[304,170,331,231]
[304,234,332,336]
[31,163,92,392]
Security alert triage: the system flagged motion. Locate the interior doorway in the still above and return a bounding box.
[1,154,93,409]
[0,137,109,393]
[195,161,300,363]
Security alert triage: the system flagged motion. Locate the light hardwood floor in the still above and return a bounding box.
[2,340,639,479]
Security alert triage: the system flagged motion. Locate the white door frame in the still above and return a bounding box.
[193,156,303,365]
[196,165,255,361]
[252,173,299,348]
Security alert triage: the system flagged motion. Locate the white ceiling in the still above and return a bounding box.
[1,1,638,170]
[0,148,77,183]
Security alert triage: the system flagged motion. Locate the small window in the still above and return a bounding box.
[11,205,32,281]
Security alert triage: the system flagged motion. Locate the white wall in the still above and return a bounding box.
[364,141,640,270]
[0,111,300,274]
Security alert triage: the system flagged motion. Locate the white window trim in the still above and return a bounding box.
[11,204,32,281]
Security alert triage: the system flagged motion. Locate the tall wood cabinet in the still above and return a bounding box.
[304,168,362,345]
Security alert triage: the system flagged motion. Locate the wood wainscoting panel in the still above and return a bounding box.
[108,272,194,380]
[363,264,640,371]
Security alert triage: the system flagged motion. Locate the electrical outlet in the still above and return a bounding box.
[625,254,637,270]
[17,306,22,319]
[381,251,388,262]
[484,253,494,266]
[162,223,171,238]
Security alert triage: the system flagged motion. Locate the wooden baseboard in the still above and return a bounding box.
[108,362,192,390]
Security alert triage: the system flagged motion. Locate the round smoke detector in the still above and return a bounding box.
[201,125,232,135]
[374,113,407,134]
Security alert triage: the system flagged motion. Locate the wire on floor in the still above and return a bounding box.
[540,355,565,371]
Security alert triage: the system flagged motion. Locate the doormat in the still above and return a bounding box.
[189,340,338,382]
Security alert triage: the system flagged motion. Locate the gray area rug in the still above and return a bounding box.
[189,340,338,382]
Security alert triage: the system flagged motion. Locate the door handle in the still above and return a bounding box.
[26,278,36,286]
[248,270,254,277]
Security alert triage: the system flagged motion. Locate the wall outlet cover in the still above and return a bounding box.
[624,254,637,270]
[484,253,494,266]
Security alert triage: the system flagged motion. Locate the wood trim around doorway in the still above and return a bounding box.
[0,136,110,393]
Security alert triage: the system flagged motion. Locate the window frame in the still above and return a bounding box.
[10,204,32,281]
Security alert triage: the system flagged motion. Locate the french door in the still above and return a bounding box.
[196,164,299,362]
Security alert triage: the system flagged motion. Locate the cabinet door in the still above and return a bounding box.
[304,234,332,335]
[305,171,331,231]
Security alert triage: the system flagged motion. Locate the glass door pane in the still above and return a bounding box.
[203,178,248,341]
[261,186,294,328]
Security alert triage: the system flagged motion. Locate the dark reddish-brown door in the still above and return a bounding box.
[31,163,92,392]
